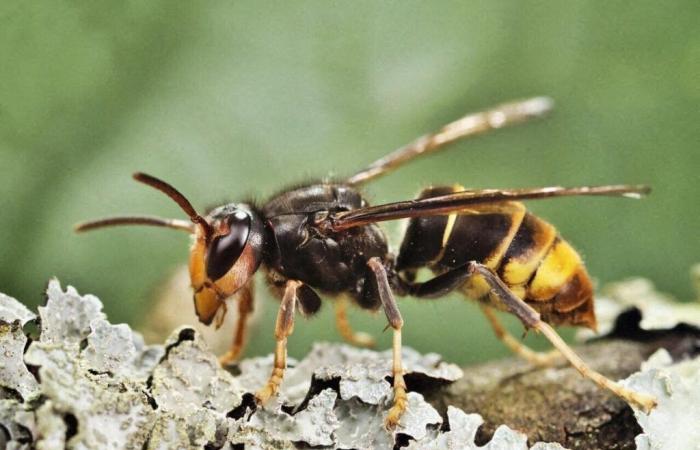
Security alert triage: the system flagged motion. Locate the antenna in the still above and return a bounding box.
[132,172,212,240]
[74,173,211,240]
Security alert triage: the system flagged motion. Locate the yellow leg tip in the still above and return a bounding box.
[254,385,276,405]
[218,348,242,366]
[384,389,408,429]
[528,349,562,368]
[629,392,658,414]
[384,401,408,429]
[351,332,376,348]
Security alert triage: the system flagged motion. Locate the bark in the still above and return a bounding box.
[425,311,700,450]
[2,281,699,449]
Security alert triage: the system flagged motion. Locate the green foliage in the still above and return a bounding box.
[1,1,698,363]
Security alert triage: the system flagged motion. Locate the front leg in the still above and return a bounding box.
[219,280,255,365]
[255,280,300,405]
[367,257,407,429]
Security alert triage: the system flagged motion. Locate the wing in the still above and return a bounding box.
[327,185,650,231]
[346,97,554,185]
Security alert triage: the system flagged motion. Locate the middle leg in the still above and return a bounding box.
[367,257,407,429]
[335,296,376,348]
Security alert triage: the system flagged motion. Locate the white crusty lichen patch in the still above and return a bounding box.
[622,349,700,450]
[571,267,700,450]
[0,280,576,449]
[237,341,463,406]
[3,278,700,450]
[0,292,39,402]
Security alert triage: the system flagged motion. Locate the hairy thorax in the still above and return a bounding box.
[262,183,389,296]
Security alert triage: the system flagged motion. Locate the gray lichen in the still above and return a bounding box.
[37,282,105,346]
[1,292,39,403]
[150,328,242,413]
[622,349,700,450]
[1,278,699,449]
[0,399,35,450]
[0,292,36,326]
[23,335,156,449]
[237,343,462,406]
[240,389,340,447]
[0,321,39,403]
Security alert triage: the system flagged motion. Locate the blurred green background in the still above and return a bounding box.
[1,1,698,365]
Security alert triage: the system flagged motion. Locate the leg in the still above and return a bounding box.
[335,296,375,348]
[397,263,472,298]
[367,257,407,428]
[398,265,561,367]
[255,280,300,405]
[219,280,255,365]
[479,304,561,367]
[468,262,657,413]
[346,97,553,185]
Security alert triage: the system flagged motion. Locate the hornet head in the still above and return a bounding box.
[75,172,264,325]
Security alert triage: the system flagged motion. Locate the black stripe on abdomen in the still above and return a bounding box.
[501,213,540,261]
[437,213,513,269]
[395,186,459,271]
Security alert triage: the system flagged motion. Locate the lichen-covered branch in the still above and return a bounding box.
[1,279,699,449]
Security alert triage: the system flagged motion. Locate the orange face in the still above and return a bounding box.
[189,206,263,325]
[73,173,265,327]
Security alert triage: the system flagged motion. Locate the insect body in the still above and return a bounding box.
[76,97,656,427]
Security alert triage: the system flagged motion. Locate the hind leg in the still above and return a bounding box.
[367,257,407,429]
[479,304,561,367]
[468,262,657,413]
[398,264,560,366]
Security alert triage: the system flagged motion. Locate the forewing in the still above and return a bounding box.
[328,185,650,230]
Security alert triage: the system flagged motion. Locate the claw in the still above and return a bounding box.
[384,396,408,429]
[218,347,243,366]
[626,391,658,414]
[384,375,408,429]
[254,384,276,406]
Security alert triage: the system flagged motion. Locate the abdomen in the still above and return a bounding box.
[396,185,596,330]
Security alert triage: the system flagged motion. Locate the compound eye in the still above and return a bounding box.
[206,211,251,280]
